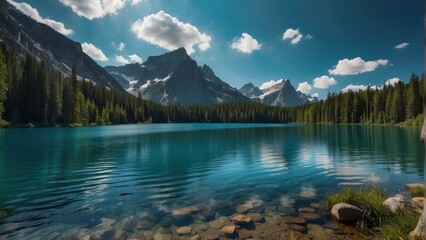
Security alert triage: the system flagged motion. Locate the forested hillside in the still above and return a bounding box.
[0,44,423,127]
[295,74,424,124]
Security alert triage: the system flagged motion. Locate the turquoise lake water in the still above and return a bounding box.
[0,124,424,239]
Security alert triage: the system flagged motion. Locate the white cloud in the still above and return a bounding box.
[130,0,142,5]
[59,0,124,20]
[118,42,125,51]
[131,11,211,55]
[311,93,319,98]
[394,42,409,49]
[81,42,109,61]
[115,55,130,65]
[231,33,261,54]
[129,54,143,63]
[283,28,303,44]
[297,82,312,94]
[59,0,143,20]
[305,34,313,40]
[341,84,368,93]
[8,0,73,36]
[385,78,401,86]
[313,75,337,89]
[329,57,389,75]
[259,79,284,90]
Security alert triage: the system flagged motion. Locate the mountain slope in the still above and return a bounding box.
[238,80,318,107]
[297,91,319,104]
[0,0,126,93]
[259,80,303,107]
[105,48,250,105]
[239,83,263,99]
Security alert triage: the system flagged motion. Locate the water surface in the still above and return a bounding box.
[0,124,423,238]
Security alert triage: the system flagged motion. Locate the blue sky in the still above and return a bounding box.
[7,0,424,98]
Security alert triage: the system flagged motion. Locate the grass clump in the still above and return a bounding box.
[326,185,420,239]
[380,209,421,240]
[410,186,425,198]
[326,185,392,227]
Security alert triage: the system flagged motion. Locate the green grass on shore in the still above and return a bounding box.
[326,185,420,240]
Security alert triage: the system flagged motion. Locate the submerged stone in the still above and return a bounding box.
[172,206,198,218]
[281,216,306,224]
[299,212,321,220]
[153,233,172,240]
[137,219,155,230]
[176,226,192,235]
[247,213,265,223]
[189,234,201,240]
[310,203,322,209]
[289,224,305,232]
[232,214,252,224]
[204,229,221,240]
[307,224,335,239]
[298,207,316,213]
[221,225,236,235]
[236,203,253,213]
[122,219,137,232]
[238,229,252,239]
[209,219,225,229]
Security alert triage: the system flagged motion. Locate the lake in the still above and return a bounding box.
[0,124,424,239]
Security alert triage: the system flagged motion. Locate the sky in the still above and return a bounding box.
[7,0,425,99]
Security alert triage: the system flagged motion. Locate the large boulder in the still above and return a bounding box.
[331,203,363,222]
[382,194,411,213]
[412,197,426,208]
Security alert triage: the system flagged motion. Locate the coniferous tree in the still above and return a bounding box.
[0,48,8,125]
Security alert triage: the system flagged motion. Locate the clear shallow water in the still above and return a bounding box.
[0,124,424,239]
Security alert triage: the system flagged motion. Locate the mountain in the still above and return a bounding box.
[105,48,250,105]
[238,80,318,107]
[0,0,126,93]
[238,83,263,98]
[297,91,319,104]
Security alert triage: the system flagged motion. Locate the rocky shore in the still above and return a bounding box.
[1,184,423,239]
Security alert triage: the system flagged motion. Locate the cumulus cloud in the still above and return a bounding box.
[81,42,109,61]
[115,55,130,65]
[297,82,312,94]
[313,75,337,89]
[130,0,142,5]
[114,54,143,64]
[118,42,125,51]
[231,33,261,54]
[394,42,409,49]
[305,34,313,40]
[283,28,304,44]
[59,0,127,20]
[131,11,211,55]
[259,79,284,90]
[341,84,369,93]
[8,0,73,36]
[329,57,389,75]
[385,78,401,86]
[311,93,319,98]
[129,54,143,63]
